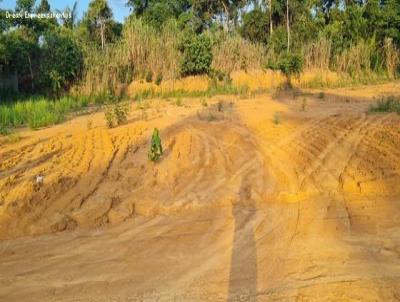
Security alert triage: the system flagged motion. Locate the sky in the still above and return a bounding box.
[0,0,131,22]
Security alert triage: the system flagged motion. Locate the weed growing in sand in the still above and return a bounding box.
[318,92,325,99]
[368,96,400,114]
[207,113,216,122]
[155,73,163,86]
[302,98,307,111]
[104,102,130,128]
[273,112,281,125]
[4,133,21,144]
[175,98,183,107]
[87,119,93,130]
[146,70,153,83]
[217,101,223,112]
[0,124,10,136]
[201,99,208,107]
[148,128,163,162]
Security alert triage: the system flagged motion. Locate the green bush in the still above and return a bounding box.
[104,102,130,128]
[155,73,163,85]
[179,33,212,76]
[275,53,304,87]
[145,70,153,83]
[38,29,83,96]
[148,128,163,162]
[240,8,269,44]
[368,96,400,114]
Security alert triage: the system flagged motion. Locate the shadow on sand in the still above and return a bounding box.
[227,179,258,302]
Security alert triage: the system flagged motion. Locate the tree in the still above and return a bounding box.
[240,8,269,44]
[16,0,35,12]
[179,33,212,76]
[37,0,50,13]
[60,1,78,29]
[277,52,303,87]
[286,0,290,51]
[86,0,113,49]
[38,29,83,95]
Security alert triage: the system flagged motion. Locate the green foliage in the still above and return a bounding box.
[240,8,269,44]
[302,98,307,111]
[148,128,163,162]
[145,70,153,83]
[179,33,212,76]
[0,96,89,130]
[104,102,130,128]
[278,53,303,79]
[39,29,83,95]
[175,98,183,106]
[368,96,400,114]
[155,73,163,85]
[268,53,304,87]
[273,112,281,125]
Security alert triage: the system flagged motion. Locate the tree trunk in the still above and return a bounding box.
[221,0,230,31]
[286,0,290,52]
[100,18,105,50]
[268,0,273,34]
[28,55,34,90]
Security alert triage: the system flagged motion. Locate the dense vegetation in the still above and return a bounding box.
[0,0,400,132]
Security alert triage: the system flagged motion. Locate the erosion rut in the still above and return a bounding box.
[1,87,400,301]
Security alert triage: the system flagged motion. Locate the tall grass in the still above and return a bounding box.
[76,18,399,96]
[0,96,90,131]
[368,96,400,114]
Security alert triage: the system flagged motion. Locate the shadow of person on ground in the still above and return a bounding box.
[227,179,258,302]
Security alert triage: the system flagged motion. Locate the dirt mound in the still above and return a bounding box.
[1,83,400,301]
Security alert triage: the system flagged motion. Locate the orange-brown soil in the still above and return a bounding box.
[1,82,400,301]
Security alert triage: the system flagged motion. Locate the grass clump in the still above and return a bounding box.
[175,98,183,107]
[148,128,163,162]
[0,96,90,131]
[145,70,153,83]
[318,92,325,99]
[368,96,400,114]
[302,98,307,111]
[155,73,163,86]
[104,102,130,128]
[273,112,281,125]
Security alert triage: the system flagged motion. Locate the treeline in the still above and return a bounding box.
[1,0,400,97]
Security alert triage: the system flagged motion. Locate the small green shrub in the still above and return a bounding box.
[175,98,183,106]
[302,98,307,111]
[368,96,400,114]
[104,102,130,128]
[277,53,303,87]
[318,92,325,99]
[155,73,163,86]
[0,124,10,136]
[114,102,130,125]
[179,33,212,76]
[146,70,153,83]
[87,119,93,130]
[217,101,223,112]
[104,107,115,128]
[273,112,281,125]
[267,53,303,88]
[207,113,216,122]
[201,99,208,107]
[148,128,163,162]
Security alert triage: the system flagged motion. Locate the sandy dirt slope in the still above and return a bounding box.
[1,83,400,301]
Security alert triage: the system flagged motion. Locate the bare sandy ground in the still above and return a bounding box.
[1,82,400,301]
